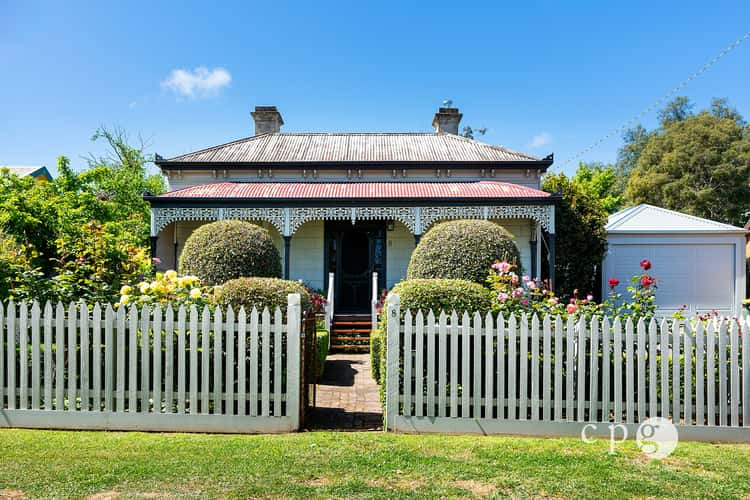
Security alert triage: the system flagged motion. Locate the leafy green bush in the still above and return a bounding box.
[370,329,383,383]
[407,220,521,284]
[316,328,329,380]
[383,279,493,322]
[216,277,310,313]
[179,220,281,286]
[542,171,608,298]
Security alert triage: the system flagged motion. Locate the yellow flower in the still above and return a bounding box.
[189,288,202,300]
[120,285,132,295]
[120,295,130,305]
[165,270,178,280]
[156,272,164,280]
[139,282,150,294]
[149,281,159,291]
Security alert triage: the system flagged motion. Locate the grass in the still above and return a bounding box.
[1,429,750,498]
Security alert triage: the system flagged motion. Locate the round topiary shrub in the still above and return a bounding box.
[216,277,311,313]
[407,219,521,284]
[384,278,493,320]
[178,220,281,285]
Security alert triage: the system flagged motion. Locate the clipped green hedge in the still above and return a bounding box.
[316,328,329,380]
[407,219,521,284]
[179,220,281,285]
[383,279,493,322]
[216,277,311,313]
[370,329,383,384]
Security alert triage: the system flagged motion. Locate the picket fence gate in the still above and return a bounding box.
[0,295,302,433]
[384,294,750,442]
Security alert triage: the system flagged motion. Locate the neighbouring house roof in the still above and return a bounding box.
[1,165,53,180]
[147,181,556,204]
[155,133,551,167]
[606,204,747,234]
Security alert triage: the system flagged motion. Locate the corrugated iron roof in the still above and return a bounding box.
[155,181,552,200]
[606,204,747,234]
[159,133,544,165]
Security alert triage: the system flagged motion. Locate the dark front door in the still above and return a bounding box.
[325,221,386,313]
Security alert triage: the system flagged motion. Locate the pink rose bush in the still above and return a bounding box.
[487,258,659,320]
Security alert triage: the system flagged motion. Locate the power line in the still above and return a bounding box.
[561,30,750,167]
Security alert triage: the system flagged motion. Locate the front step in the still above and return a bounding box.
[331,314,372,353]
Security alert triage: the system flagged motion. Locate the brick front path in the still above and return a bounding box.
[308,353,383,430]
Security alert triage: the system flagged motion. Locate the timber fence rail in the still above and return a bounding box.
[384,294,750,442]
[0,294,302,433]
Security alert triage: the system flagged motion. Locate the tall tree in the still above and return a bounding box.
[542,172,609,298]
[572,162,624,214]
[614,125,652,195]
[626,101,750,226]
[657,96,694,127]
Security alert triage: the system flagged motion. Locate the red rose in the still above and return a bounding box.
[608,278,619,289]
[640,259,652,270]
[641,275,655,287]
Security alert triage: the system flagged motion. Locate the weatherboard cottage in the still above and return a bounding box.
[145,106,558,314]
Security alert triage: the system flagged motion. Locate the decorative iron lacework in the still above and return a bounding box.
[153,207,220,233]
[153,204,553,236]
[223,207,285,234]
[288,207,418,234]
[487,205,552,232]
[152,207,285,234]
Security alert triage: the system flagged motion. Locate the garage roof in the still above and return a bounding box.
[606,204,747,234]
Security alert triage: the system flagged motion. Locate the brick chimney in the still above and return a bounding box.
[251,106,284,135]
[432,107,462,135]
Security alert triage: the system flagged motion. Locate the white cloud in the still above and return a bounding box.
[161,67,232,99]
[529,132,552,148]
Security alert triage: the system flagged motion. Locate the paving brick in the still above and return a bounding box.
[308,354,383,430]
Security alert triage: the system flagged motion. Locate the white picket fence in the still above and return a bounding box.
[384,294,750,442]
[0,295,302,433]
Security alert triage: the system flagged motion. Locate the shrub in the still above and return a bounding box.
[407,220,521,284]
[316,328,329,380]
[384,279,493,322]
[178,220,281,285]
[216,277,310,313]
[542,172,608,298]
[119,270,216,308]
[370,329,383,383]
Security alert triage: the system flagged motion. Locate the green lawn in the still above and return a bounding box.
[1,429,749,498]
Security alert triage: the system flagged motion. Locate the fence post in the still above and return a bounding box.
[385,293,401,431]
[287,293,302,430]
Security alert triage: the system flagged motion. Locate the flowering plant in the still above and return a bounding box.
[117,270,217,308]
[604,259,658,320]
[486,261,601,317]
[301,284,328,314]
[488,258,660,321]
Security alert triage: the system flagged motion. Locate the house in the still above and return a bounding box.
[145,106,558,314]
[1,165,53,182]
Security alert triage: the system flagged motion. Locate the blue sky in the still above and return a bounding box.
[1,1,749,177]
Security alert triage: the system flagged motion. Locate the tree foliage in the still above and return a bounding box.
[572,162,624,214]
[0,127,165,302]
[542,172,608,298]
[626,101,750,226]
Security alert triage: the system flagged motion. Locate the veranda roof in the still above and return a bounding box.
[149,181,555,203]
